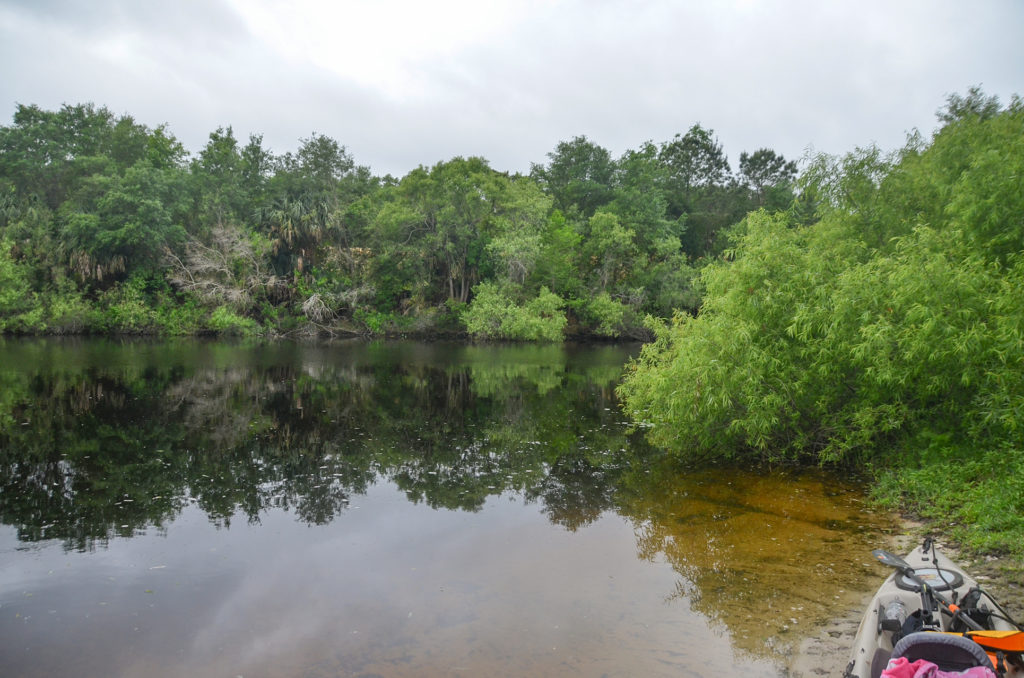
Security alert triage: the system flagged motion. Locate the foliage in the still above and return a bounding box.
[580,292,630,337]
[529,135,615,217]
[660,124,732,192]
[78,161,188,273]
[97,274,162,332]
[0,239,40,332]
[153,295,204,335]
[619,93,1024,472]
[462,282,567,341]
[739,148,798,209]
[41,286,102,334]
[873,447,1024,556]
[207,305,261,336]
[369,156,504,308]
[353,309,402,335]
[1,101,798,338]
[0,103,151,208]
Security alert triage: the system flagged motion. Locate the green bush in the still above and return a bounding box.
[154,295,205,335]
[581,292,628,337]
[506,287,567,341]
[207,305,260,336]
[97,275,160,333]
[461,282,507,338]
[619,98,1024,467]
[353,309,406,335]
[462,283,567,342]
[43,289,101,334]
[0,239,45,333]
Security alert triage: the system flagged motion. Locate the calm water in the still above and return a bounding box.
[0,338,895,678]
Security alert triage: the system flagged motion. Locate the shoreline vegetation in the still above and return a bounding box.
[3,89,1024,566]
[1,102,796,342]
[617,89,1024,563]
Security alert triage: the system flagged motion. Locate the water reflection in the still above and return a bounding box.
[0,339,629,546]
[0,338,894,676]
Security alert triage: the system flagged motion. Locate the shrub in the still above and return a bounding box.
[619,98,1024,468]
[207,305,260,336]
[154,295,205,335]
[0,239,44,333]
[581,292,628,337]
[44,290,100,334]
[98,279,158,333]
[462,283,567,342]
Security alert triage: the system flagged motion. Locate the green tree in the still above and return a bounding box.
[191,126,246,230]
[239,133,273,213]
[532,210,582,297]
[368,157,500,309]
[143,124,188,170]
[738,148,797,209]
[530,136,615,217]
[61,159,189,283]
[658,124,746,258]
[0,239,42,331]
[937,85,1002,124]
[580,211,637,293]
[608,141,678,253]
[0,103,119,209]
[485,177,553,286]
[605,142,701,321]
[259,133,374,278]
[660,124,731,193]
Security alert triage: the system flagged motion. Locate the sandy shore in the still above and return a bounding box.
[788,589,878,678]
[788,530,1024,678]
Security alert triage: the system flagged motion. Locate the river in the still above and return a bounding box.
[0,338,894,677]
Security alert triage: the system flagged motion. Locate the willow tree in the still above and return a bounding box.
[619,90,1024,472]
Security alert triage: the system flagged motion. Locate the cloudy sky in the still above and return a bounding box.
[1,0,1021,177]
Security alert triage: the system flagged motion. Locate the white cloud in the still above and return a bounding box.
[225,0,550,100]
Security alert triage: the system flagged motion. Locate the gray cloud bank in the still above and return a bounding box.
[2,0,1022,177]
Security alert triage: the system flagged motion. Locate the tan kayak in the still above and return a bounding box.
[844,539,1023,678]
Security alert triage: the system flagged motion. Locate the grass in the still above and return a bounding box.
[871,447,1024,557]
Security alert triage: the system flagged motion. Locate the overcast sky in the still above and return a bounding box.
[1,0,1021,177]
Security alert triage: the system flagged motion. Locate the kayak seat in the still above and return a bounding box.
[892,632,994,672]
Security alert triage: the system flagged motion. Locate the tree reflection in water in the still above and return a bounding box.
[0,338,893,665]
[0,339,635,546]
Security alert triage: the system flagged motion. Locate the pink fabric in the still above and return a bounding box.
[882,656,997,678]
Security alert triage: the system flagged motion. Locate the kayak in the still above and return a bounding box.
[844,538,1023,678]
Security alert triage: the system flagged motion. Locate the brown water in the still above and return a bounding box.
[0,339,895,677]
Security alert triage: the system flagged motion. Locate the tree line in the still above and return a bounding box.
[0,102,797,338]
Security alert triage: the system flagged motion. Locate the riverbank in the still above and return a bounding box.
[789,526,1024,678]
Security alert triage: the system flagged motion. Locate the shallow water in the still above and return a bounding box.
[0,338,895,677]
